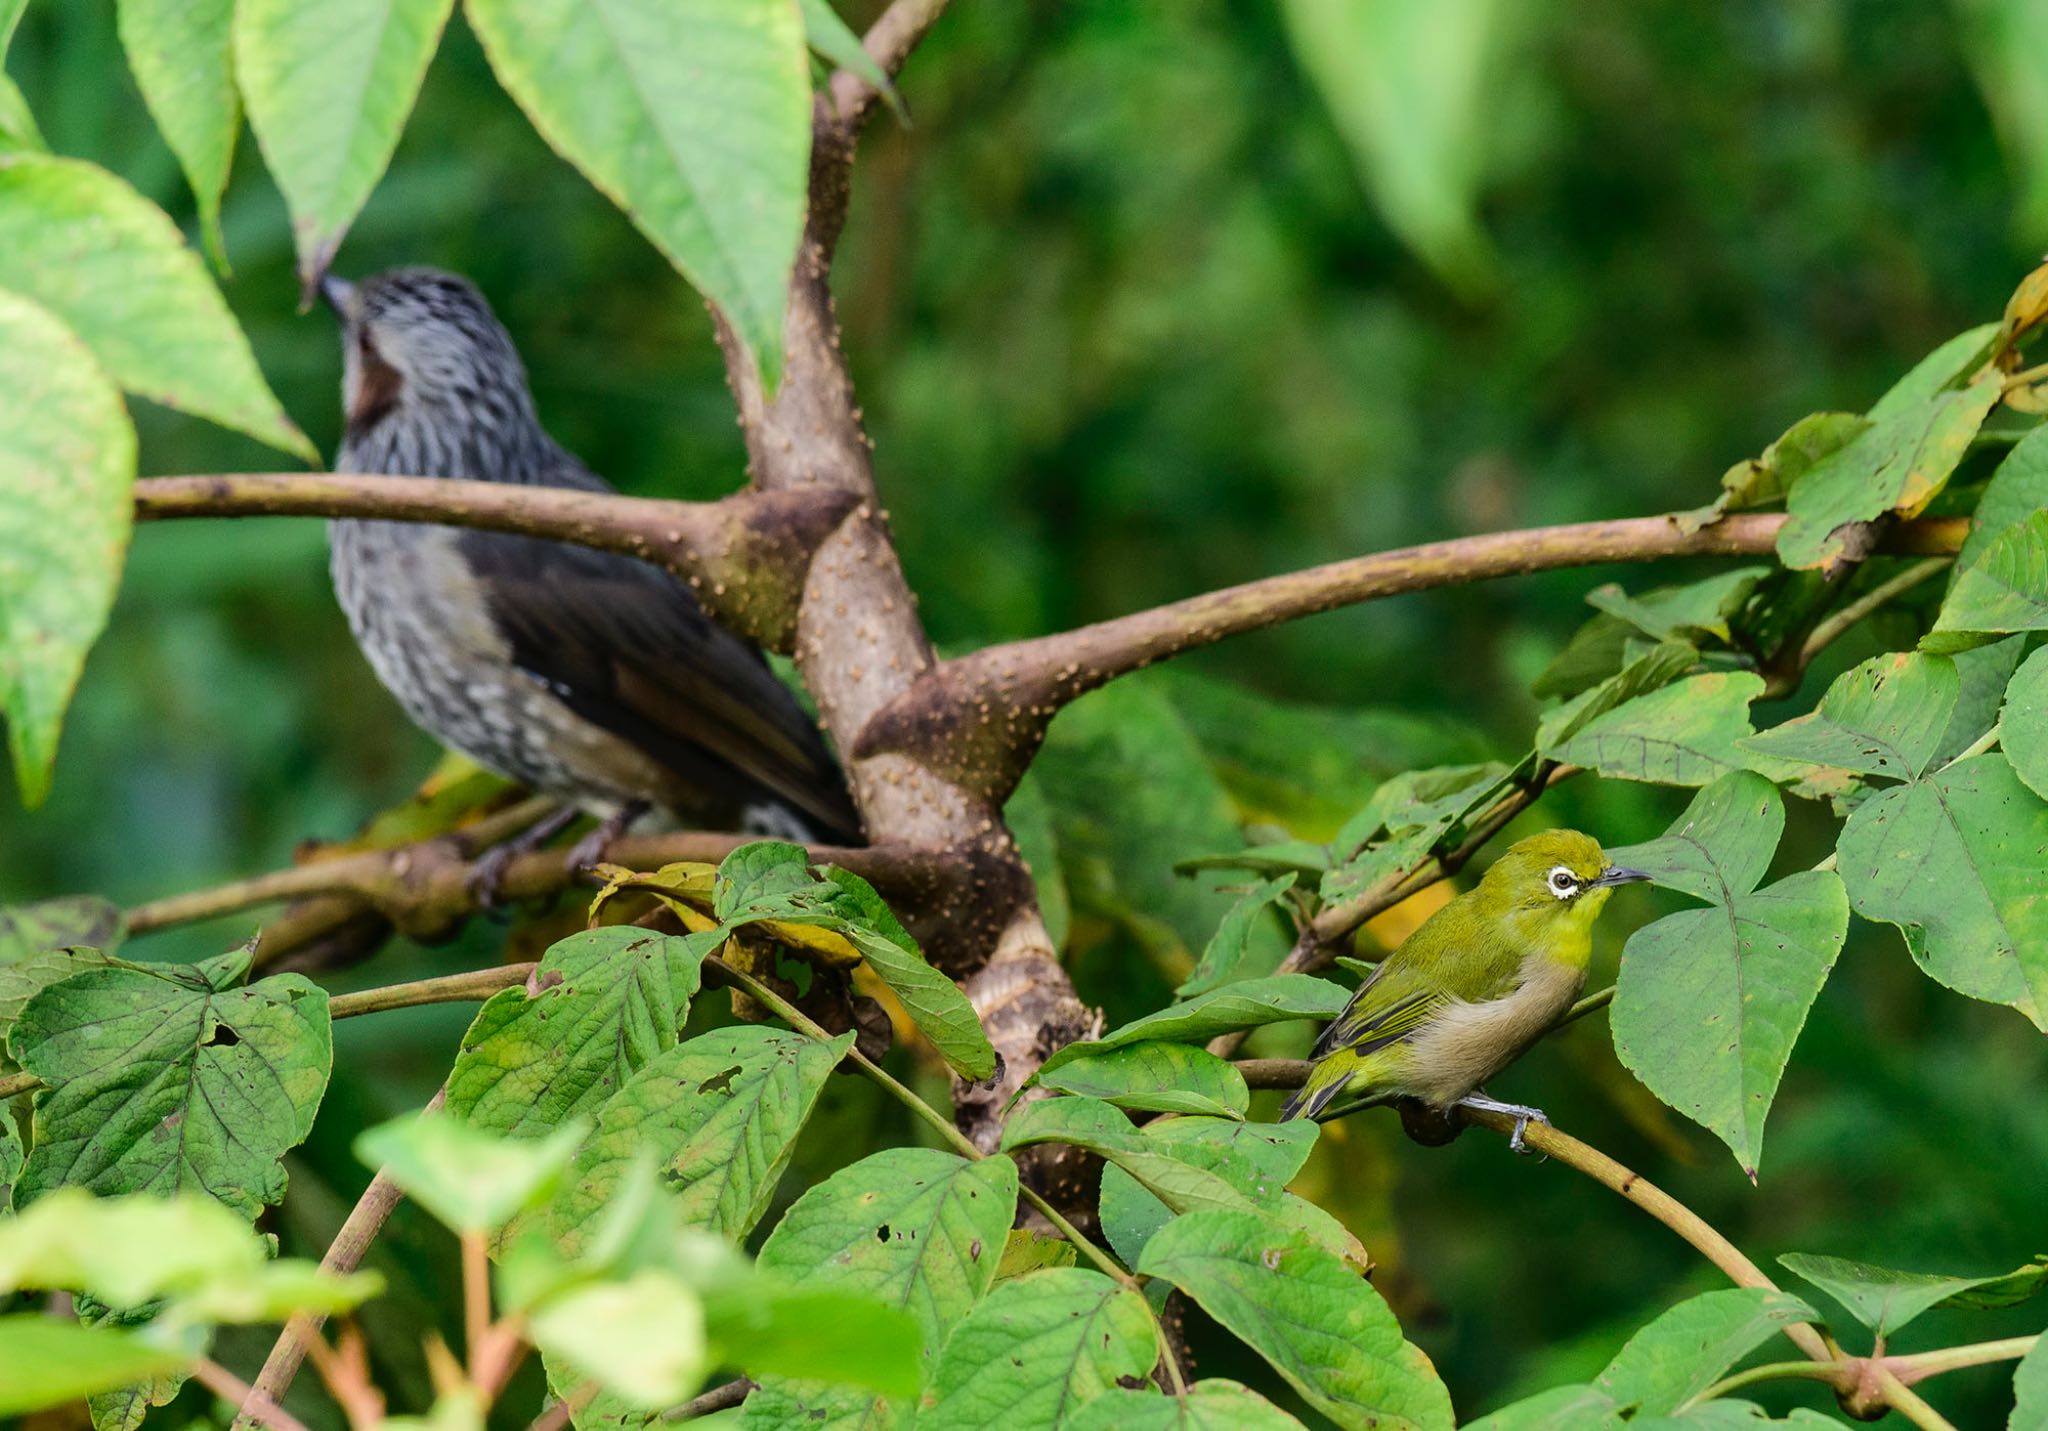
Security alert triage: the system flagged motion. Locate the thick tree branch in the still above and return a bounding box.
[134,475,856,649]
[855,514,1970,804]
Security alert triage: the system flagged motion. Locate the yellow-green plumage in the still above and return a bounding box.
[1281,830,1646,1123]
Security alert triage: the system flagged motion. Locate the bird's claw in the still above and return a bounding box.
[1456,1093,1551,1159]
[466,846,517,918]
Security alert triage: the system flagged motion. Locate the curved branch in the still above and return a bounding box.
[852,514,1970,804]
[133,475,858,649]
[128,825,931,952]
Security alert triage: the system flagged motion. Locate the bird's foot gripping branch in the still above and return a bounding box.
[5,0,2048,1426]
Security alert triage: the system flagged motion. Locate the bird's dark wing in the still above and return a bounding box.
[456,526,862,844]
[1309,957,1447,1061]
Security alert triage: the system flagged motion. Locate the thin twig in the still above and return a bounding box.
[666,1378,753,1421]
[830,0,952,124]
[1687,1359,1849,1409]
[1795,557,1951,669]
[196,1358,316,1431]
[1890,1334,2039,1381]
[328,965,534,1019]
[234,1090,447,1431]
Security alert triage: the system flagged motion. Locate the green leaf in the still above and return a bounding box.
[0,1187,377,1323]
[702,1280,922,1399]
[1000,1100,1349,1259]
[1535,641,1700,755]
[707,845,997,1081]
[356,1109,584,1233]
[2012,1332,2048,1431]
[1039,976,1349,1077]
[2003,647,2048,801]
[1934,636,2026,767]
[1679,411,1870,533]
[235,0,456,289]
[1957,425,2048,575]
[1838,753,2048,1028]
[1938,1255,2048,1311]
[1547,672,1764,787]
[920,1268,1155,1431]
[1099,1118,1319,1268]
[1776,337,2004,571]
[550,1027,851,1247]
[1587,569,1768,645]
[1776,1252,2017,1339]
[994,1229,1078,1282]
[0,1315,189,1416]
[1461,1385,1625,1431]
[1178,874,1295,998]
[1276,0,1503,298]
[1593,1288,1816,1417]
[1138,1209,1452,1431]
[464,0,811,388]
[446,926,715,1137]
[1608,774,1848,1177]
[117,0,239,267]
[0,896,125,963]
[0,73,43,150]
[0,154,312,459]
[1742,651,1959,781]
[797,0,899,118]
[0,1106,19,1206]
[1036,1042,1248,1120]
[1929,511,2048,648]
[13,959,331,1218]
[531,1269,708,1408]
[0,291,135,808]
[1533,614,1638,700]
[1065,1380,1309,1431]
[748,1148,1018,1429]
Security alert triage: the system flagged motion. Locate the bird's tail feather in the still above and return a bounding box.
[1279,1052,1358,1122]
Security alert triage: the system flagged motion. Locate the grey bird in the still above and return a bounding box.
[320,267,862,885]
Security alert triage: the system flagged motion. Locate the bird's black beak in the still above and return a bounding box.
[1591,866,1653,888]
[318,273,360,321]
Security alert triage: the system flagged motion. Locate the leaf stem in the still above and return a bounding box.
[1687,1358,1848,1408]
[0,1070,38,1100]
[1941,720,2003,770]
[1890,1334,2038,1380]
[461,1230,490,1375]
[1795,556,1951,669]
[329,965,536,1020]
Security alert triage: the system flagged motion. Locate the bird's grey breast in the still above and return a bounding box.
[329,516,565,790]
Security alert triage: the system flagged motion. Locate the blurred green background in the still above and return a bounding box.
[5,1,2047,1424]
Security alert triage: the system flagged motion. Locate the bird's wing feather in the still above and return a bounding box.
[1310,894,1528,1059]
[456,526,862,843]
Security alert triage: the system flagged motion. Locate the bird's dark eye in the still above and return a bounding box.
[1547,866,1578,898]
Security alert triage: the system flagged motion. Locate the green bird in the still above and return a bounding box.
[1280,830,1649,1148]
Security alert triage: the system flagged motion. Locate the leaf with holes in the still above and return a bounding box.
[920,1269,1156,1431]
[0,154,312,459]
[745,1148,1018,1430]
[236,0,456,288]
[1593,1288,1816,1418]
[1742,651,1959,782]
[0,292,135,808]
[117,0,239,266]
[1607,773,1848,1178]
[551,1026,850,1248]
[1039,976,1349,1077]
[1546,673,1764,788]
[11,954,331,1218]
[465,0,810,387]
[446,926,716,1138]
[1138,1209,1452,1431]
[1838,753,2048,1029]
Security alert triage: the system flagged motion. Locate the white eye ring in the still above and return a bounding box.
[1547,865,1579,899]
